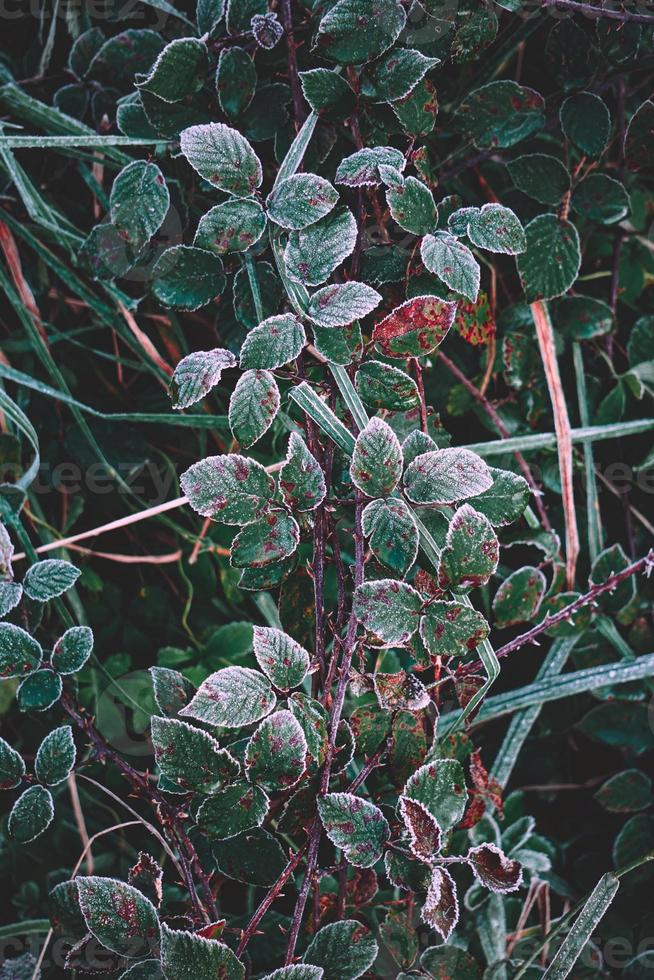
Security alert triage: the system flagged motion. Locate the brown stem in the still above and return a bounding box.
[285,494,365,964]
[540,0,654,24]
[459,549,653,678]
[279,0,307,129]
[438,350,553,535]
[530,300,579,587]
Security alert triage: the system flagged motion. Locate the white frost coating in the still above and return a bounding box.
[307,282,382,328]
[253,626,310,691]
[179,666,276,728]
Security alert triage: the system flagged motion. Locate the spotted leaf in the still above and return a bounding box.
[245,710,308,791]
[179,666,276,728]
[317,792,390,868]
[350,417,403,497]
[373,295,457,358]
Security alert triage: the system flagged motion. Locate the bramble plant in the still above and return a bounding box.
[0,0,653,977]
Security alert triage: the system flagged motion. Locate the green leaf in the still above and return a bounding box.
[466,204,526,255]
[379,909,419,971]
[179,666,276,728]
[507,153,570,206]
[386,176,437,236]
[421,232,480,301]
[493,566,546,627]
[79,222,136,280]
[0,736,25,790]
[196,782,269,839]
[121,960,165,979]
[253,625,310,691]
[180,122,262,197]
[317,792,389,867]
[625,99,654,173]
[385,849,432,892]
[314,0,406,65]
[421,868,459,941]
[88,29,164,87]
[231,511,300,568]
[455,80,545,148]
[307,282,382,328]
[312,322,363,365]
[180,453,275,525]
[216,46,256,118]
[300,68,355,115]
[452,6,498,62]
[403,759,467,831]
[571,174,630,225]
[284,207,357,286]
[152,246,226,311]
[170,349,236,409]
[420,600,489,659]
[52,626,93,675]
[18,670,62,711]
[239,314,306,370]
[517,214,581,302]
[8,785,54,844]
[554,296,613,340]
[350,417,403,497]
[353,579,422,646]
[355,361,419,412]
[229,369,280,448]
[137,38,207,102]
[539,872,619,980]
[267,174,339,231]
[374,670,430,711]
[246,709,308,790]
[212,828,286,886]
[150,666,195,717]
[335,146,405,187]
[595,769,653,814]
[151,716,240,793]
[77,877,160,958]
[197,0,225,35]
[225,0,264,31]
[404,448,492,505]
[421,946,481,979]
[289,693,328,765]
[34,726,76,786]
[364,49,439,102]
[590,543,636,614]
[560,91,611,158]
[194,199,266,255]
[160,923,244,979]
[392,78,439,136]
[438,504,499,592]
[362,498,419,575]
[279,433,326,512]
[0,581,22,618]
[471,466,531,526]
[110,161,169,252]
[372,295,457,358]
[23,559,80,601]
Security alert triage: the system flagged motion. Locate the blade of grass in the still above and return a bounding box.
[540,873,620,979]
[573,340,603,563]
[439,653,654,729]
[491,636,579,789]
[531,300,579,588]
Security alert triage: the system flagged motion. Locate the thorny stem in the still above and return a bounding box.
[280,0,307,129]
[284,494,366,965]
[60,691,218,922]
[539,0,654,23]
[457,549,653,679]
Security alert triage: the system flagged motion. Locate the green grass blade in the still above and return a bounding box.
[491,636,578,789]
[541,873,619,980]
[573,341,603,563]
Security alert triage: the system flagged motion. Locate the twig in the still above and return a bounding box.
[459,549,653,678]
[68,773,94,875]
[0,219,49,347]
[438,350,553,534]
[116,301,173,381]
[279,0,307,129]
[540,0,654,24]
[530,300,579,587]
